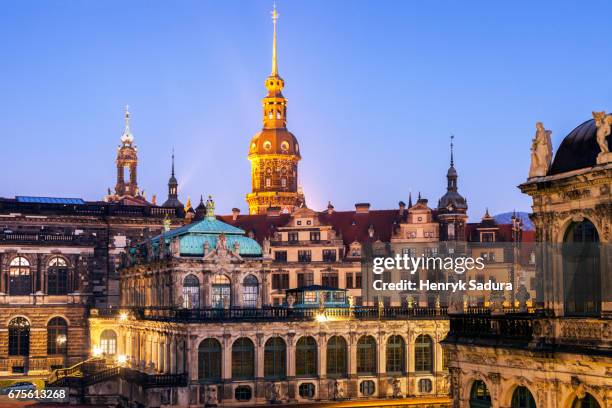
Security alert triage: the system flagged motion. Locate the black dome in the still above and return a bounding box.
[548,119,611,175]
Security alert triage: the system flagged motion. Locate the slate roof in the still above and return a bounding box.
[549,118,611,175]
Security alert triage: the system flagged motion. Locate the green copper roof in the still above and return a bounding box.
[180,235,262,256]
[161,216,245,238]
[151,215,262,257]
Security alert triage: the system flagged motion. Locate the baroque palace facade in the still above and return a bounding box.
[443,118,612,408]
[0,6,549,408]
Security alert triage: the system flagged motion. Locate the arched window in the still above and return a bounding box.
[563,220,600,316]
[242,275,258,308]
[182,275,200,309]
[47,257,68,295]
[326,336,347,378]
[386,335,405,374]
[198,338,221,381]
[100,329,117,356]
[511,386,536,408]
[9,257,31,295]
[8,317,30,356]
[295,336,317,377]
[47,317,67,355]
[232,338,254,380]
[212,275,231,309]
[469,380,491,408]
[415,335,433,373]
[571,394,600,408]
[264,337,286,379]
[357,335,377,375]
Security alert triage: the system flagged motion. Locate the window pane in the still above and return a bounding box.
[326,336,347,377]
[264,337,286,379]
[198,339,221,381]
[232,338,254,380]
[357,336,377,374]
[295,337,317,377]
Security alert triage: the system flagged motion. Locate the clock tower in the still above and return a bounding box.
[246,6,304,214]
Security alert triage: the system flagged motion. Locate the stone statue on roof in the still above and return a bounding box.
[528,122,553,178]
[593,111,612,164]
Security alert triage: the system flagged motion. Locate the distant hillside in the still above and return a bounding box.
[493,211,534,231]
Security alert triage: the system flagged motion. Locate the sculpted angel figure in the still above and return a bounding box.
[593,111,612,154]
[528,122,553,178]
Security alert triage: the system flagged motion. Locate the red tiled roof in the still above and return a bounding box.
[465,222,536,243]
[220,210,534,246]
[219,209,406,246]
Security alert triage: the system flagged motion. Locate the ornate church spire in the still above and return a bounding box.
[447,135,458,192]
[450,134,454,167]
[162,148,182,208]
[437,135,468,241]
[121,105,134,145]
[114,105,139,198]
[271,4,279,77]
[246,6,302,215]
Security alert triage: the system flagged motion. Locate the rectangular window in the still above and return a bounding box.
[274,251,287,262]
[321,272,339,288]
[288,232,299,243]
[310,231,320,242]
[298,250,311,263]
[322,249,337,262]
[346,273,353,289]
[304,291,317,303]
[297,272,314,287]
[355,273,362,289]
[481,232,495,242]
[272,273,289,290]
[382,270,392,283]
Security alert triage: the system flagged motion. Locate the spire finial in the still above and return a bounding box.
[171,147,175,177]
[271,3,279,76]
[121,105,134,144]
[450,134,455,167]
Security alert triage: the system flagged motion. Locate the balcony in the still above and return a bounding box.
[0,232,96,246]
[104,305,448,323]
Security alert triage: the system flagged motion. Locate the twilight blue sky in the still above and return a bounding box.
[1,1,612,219]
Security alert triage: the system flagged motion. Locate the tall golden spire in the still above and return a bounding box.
[271,4,279,77]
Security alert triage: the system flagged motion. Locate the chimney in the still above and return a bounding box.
[267,206,281,217]
[232,208,240,221]
[355,203,370,214]
[398,201,406,216]
[327,201,335,215]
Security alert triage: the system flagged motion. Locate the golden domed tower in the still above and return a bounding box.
[246,6,303,215]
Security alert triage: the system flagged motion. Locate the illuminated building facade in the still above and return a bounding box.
[246,6,304,215]
[443,115,612,408]
[0,8,546,408]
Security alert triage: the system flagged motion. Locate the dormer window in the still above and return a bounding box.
[480,232,495,242]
